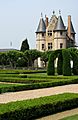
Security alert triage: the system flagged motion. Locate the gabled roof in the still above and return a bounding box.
[36,17,46,33]
[54,15,66,31]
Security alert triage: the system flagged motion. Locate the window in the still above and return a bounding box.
[48,43,52,50]
[42,44,44,50]
[48,30,52,36]
[60,31,63,35]
[60,43,63,48]
[42,33,44,37]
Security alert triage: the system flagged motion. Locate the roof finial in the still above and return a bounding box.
[59,10,61,15]
[53,10,55,15]
[41,12,43,18]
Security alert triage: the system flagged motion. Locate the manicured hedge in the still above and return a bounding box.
[0,93,78,119]
[57,51,63,75]
[47,52,55,75]
[0,78,78,93]
[62,49,71,76]
[0,69,46,74]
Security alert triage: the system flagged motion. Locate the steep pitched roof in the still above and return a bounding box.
[54,15,66,31]
[36,17,46,33]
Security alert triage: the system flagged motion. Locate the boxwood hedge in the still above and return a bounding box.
[0,93,78,120]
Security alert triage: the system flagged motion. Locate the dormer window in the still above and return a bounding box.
[48,30,52,36]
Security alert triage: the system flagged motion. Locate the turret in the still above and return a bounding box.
[53,14,67,50]
[36,13,46,51]
[36,13,46,67]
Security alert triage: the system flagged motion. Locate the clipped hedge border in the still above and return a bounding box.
[0,70,46,74]
[0,93,78,120]
[0,78,78,94]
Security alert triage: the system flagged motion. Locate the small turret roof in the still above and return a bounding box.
[36,17,46,33]
[54,15,66,31]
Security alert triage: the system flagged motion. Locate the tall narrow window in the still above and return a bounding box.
[42,33,44,37]
[48,30,52,36]
[42,44,44,50]
[48,43,52,50]
[60,31,63,35]
[60,43,63,48]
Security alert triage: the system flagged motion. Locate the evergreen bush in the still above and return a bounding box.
[47,52,55,75]
[57,50,63,75]
[62,49,71,76]
[72,53,78,75]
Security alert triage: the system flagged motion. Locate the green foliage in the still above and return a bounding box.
[7,50,21,68]
[73,54,78,75]
[62,49,71,76]
[20,38,29,52]
[57,50,63,75]
[41,51,48,68]
[47,52,55,75]
[0,93,78,119]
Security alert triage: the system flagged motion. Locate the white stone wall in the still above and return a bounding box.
[54,31,66,50]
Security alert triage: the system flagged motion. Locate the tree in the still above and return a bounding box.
[41,52,48,68]
[24,49,41,68]
[20,38,29,52]
[7,50,20,68]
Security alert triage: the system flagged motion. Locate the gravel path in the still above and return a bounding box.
[0,84,78,103]
[37,108,78,120]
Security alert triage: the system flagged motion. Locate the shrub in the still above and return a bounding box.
[47,52,55,75]
[57,50,63,75]
[0,93,78,119]
[62,49,71,76]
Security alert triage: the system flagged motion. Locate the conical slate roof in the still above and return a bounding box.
[71,22,75,34]
[36,17,46,33]
[54,16,66,31]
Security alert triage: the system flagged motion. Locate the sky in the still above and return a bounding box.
[0,0,78,50]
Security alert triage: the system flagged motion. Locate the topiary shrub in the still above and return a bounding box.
[72,52,78,75]
[57,50,63,75]
[62,49,71,76]
[47,52,55,75]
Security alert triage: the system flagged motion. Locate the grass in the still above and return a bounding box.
[0,93,78,119]
[0,69,78,93]
[61,114,78,120]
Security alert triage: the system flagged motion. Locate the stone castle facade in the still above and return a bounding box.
[36,11,76,67]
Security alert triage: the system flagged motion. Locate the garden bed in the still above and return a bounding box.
[0,93,78,120]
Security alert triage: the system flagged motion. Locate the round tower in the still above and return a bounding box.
[36,14,46,67]
[53,15,67,50]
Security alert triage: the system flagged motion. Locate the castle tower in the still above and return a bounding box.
[53,15,67,50]
[36,14,46,67]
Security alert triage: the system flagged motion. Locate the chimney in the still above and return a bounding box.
[68,15,71,38]
[45,16,48,27]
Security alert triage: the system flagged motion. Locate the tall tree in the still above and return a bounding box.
[20,38,29,52]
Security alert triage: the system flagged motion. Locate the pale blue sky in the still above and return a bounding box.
[0,0,78,49]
